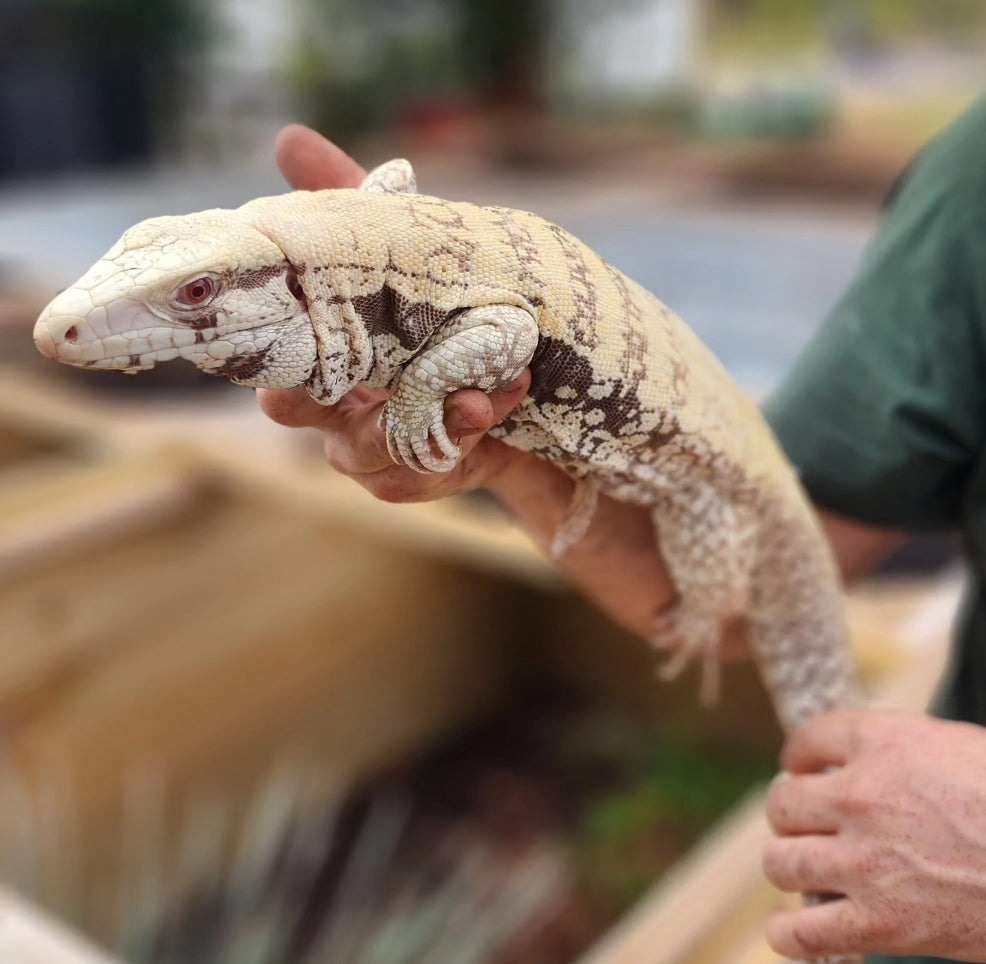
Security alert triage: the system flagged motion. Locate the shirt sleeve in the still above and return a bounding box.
[763,118,986,530]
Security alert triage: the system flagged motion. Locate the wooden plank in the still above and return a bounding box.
[2,491,515,801]
[0,366,132,451]
[0,364,558,590]
[192,441,562,591]
[0,451,198,582]
[0,887,120,964]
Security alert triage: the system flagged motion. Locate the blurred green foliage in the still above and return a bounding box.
[710,0,986,60]
[559,719,776,915]
[42,0,212,62]
[290,0,551,137]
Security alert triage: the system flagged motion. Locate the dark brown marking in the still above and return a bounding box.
[213,344,273,382]
[529,336,653,438]
[346,284,457,352]
[223,265,288,291]
[286,268,307,305]
[183,312,219,331]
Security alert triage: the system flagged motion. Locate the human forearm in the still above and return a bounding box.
[487,454,677,638]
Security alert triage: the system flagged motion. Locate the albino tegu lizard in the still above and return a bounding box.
[34,161,858,730]
[35,158,859,964]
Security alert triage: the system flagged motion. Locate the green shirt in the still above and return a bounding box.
[764,94,986,964]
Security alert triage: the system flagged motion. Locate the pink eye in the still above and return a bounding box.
[178,277,214,306]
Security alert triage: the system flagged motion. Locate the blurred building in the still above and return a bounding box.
[550,0,703,108]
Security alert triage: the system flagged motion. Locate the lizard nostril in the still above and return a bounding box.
[63,326,78,343]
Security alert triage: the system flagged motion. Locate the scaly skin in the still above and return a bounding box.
[35,161,860,964]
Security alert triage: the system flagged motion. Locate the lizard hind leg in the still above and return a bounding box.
[649,485,756,704]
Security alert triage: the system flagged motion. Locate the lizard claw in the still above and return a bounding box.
[380,398,460,474]
[388,428,420,473]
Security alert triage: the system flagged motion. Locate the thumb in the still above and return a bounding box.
[444,372,531,442]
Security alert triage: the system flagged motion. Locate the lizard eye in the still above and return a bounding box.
[177,277,216,307]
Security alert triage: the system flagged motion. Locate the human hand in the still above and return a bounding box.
[764,708,986,962]
[257,124,681,644]
[256,123,539,502]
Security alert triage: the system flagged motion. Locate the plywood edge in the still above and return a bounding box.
[0,887,121,964]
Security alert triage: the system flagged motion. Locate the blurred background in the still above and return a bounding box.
[0,1,980,963]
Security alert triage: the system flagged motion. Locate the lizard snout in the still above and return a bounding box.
[33,297,92,363]
[33,304,82,360]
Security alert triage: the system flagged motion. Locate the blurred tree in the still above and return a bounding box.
[291,0,552,138]
[0,0,209,177]
[52,0,211,162]
[458,0,549,111]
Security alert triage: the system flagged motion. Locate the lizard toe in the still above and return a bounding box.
[431,420,462,461]
[409,431,455,473]
[395,431,429,473]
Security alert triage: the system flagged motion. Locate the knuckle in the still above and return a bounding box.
[322,439,354,475]
[761,842,785,885]
[859,908,899,948]
[839,770,877,817]
[764,779,789,829]
[789,919,830,957]
[848,837,882,878]
[365,469,419,504]
[257,389,307,426]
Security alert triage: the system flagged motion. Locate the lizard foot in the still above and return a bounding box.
[380,396,460,473]
[651,604,723,705]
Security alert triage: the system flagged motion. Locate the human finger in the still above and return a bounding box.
[765,772,841,835]
[275,124,366,191]
[259,371,529,453]
[327,374,531,477]
[781,709,863,774]
[762,835,848,894]
[256,385,388,430]
[444,371,531,438]
[765,898,869,960]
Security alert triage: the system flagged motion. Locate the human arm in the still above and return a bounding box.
[764,709,986,962]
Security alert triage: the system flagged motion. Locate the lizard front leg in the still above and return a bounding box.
[359,158,417,195]
[382,304,539,473]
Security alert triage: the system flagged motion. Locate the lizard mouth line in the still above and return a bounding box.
[85,355,161,372]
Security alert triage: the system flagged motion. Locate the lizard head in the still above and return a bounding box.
[33,209,317,388]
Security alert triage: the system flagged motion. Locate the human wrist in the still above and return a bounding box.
[484,446,575,555]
